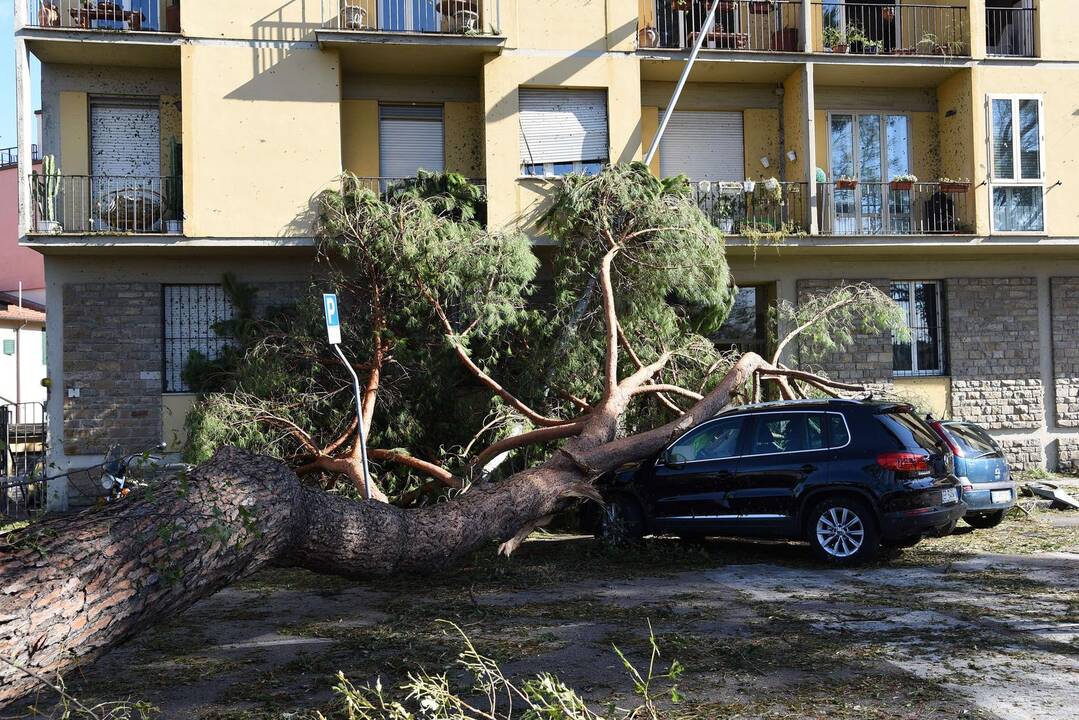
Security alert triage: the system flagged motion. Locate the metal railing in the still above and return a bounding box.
[321,0,494,34]
[348,175,487,195]
[819,181,972,235]
[24,1,178,32]
[643,1,804,52]
[813,2,968,56]
[30,175,182,234]
[0,145,40,170]
[692,180,811,235]
[1,401,48,518]
[986,5,1035,57]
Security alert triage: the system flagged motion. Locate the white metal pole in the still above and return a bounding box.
[332,343,373,500]
[15,37,34,236]
[644,0,721,167]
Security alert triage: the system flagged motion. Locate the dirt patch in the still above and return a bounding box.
[12,512,1079,720]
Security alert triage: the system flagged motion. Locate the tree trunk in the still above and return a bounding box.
[0,354,763,708]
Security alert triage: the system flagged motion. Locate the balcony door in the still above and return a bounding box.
[828,113,911,235]
[986,0,1035,57]
[822,1,898,53]
[379,0,440,33]
[89,98,162,232]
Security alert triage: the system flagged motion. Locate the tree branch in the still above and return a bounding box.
[470,421,588,472]
[630,384,704,401]
[599,246,621,400]
[772,294,858,365]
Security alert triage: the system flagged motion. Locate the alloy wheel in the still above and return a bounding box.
[815,506,865,558]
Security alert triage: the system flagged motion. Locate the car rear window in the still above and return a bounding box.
[876,410,944,452]
[944,423,1002,458]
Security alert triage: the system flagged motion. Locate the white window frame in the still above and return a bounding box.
[891,280,946,378]
[987,94,1046,235]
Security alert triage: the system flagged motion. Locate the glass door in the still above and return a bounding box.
[829,113,911,234]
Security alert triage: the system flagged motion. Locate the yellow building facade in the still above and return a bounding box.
[12,1,1079,505]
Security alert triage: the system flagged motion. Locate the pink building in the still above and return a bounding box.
[0,146,44,305]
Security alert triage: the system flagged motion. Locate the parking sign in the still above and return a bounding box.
[323,293,342,345]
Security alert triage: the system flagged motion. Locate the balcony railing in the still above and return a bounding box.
[692,181,811,235]
[819,181,972,236]
[813,2,968,56]
[986,5,1035,57]
[0,145,40,170]
[642,1,804,52]
[29,175,182,234]
[24,1,179,32]
[321,0,494,34]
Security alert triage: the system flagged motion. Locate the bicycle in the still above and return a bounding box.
[99,442,193,502]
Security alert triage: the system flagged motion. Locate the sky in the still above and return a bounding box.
[1,4,42,151]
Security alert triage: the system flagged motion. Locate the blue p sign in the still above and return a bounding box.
[323,293,342,345]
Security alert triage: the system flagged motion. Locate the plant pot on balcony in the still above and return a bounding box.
[832,43,849,54]
[35,220,61,234]
[890,181,914,191]
[638,26,658,48]
[835,178,859,190]
[38,2,61,27]
[939,181,971,194]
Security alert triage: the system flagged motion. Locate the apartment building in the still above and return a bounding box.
[10,1,1079,506]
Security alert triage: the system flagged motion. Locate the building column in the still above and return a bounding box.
[803,64,819,235]
[800,0,813,53]
[15,37,34,237]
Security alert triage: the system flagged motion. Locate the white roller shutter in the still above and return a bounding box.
[519,89,609,165]
[659,111,744,182]
[379,105,444,178]
[90,100,160,177]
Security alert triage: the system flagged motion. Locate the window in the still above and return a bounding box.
[748,413,827,456]
[827,113,912,234]
[666,417,743,463]
[827,414,850,448]
[713,286,771,357]
[891,281,945,376]
[944,423,1003,459]
[986,0,1035,57]
[163,285,234,393]
[379,105,444,180]
[519,89,609,177]
[989,96,1045,233]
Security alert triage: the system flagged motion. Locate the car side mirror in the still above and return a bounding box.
[663,451,688,470]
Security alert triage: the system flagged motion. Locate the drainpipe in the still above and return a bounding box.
[644,0,722,166]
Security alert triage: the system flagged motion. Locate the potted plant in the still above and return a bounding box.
[638,25,658,48]
[917,32,939,55]
[823,25,847,54]
[166,0,181,33]
[862,38,884,55]
[846,23,870,53]
[32,155,61,234]
[742,179,756,193]
[938,177,971,193]
[890,173,917,191]
[835,175,858,190]
[38,2,61,27]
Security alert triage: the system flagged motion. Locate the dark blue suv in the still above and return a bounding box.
[585,400,965,564]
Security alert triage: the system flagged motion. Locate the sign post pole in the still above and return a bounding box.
[323,293,372,500]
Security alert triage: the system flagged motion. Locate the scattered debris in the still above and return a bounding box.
[1024,482,1079,511]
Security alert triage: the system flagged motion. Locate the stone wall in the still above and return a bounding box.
[1057,438,1079,474]
[795,279,893,391]
[999,437,1045,473]
[62,282,162,455]
[1051,278,1079,427]
[947,277,1043,430]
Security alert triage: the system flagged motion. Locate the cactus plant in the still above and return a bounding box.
[32,154,60,226]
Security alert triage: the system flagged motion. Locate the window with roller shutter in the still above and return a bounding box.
[658,111,744,182]
[519,89,609,177]
[379,105,445,180]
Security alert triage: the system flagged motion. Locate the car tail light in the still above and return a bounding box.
[928,420,964,458]
[877,452,931,473]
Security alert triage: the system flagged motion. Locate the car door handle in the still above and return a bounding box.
[801,464,817,474]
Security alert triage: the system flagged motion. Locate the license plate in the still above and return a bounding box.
[991,489,1013,504]
[941,488,958,504]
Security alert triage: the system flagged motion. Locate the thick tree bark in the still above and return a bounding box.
[0,353,778,708]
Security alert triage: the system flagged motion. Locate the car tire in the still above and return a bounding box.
[964,509,1007,530]
[594,494,645,546]
[935,519,958,537]
[806,497,880,565]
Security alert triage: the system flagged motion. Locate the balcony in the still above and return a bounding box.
[24,1,179,32]
[812,2,969,57]
[819,180,972,236]
[0,145,41,171]
[641,1,804,52]
[29,175,183,235]
[316,1,504,74]
[692,181,812,235]
[986,2,1035,57]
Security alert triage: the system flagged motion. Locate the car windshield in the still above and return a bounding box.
[877,410,943,452]
[945,423,1002,458]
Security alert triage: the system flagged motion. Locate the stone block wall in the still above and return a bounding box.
[63,282,162,455]
[1051,278,1079,427]
[1057,438,1079,473]
[795,279,893,391]
[999,437,1045,472]
[947,277,1043,430]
